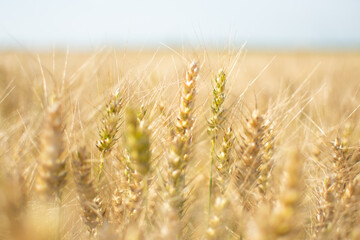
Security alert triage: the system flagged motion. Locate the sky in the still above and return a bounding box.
[0,0,359,50]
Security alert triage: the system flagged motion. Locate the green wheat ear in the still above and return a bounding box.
[126,107,151,176]
[208,68,227,136]
[96,88,122,181]
[208,69,227,216]
[120,107,151,228]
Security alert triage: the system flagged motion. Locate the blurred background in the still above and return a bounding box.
[0,0,359,51]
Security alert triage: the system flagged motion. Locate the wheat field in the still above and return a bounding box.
[1,49,360,240]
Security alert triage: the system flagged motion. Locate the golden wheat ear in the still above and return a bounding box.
[232,109,265,210]
[256,149,304,240]
[72,147,104,236]
[36,97,67,200]
[331,137,350,198]
[165,61,199,238]
[257,116,275,197]
[312,177,336,239]
[340,175,360,239]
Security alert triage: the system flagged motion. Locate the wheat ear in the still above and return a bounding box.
[337,172,360,238]
[257,118,275,196]
[208,69,227,215]
[312,177,336,239]
[167,61,199,218]
[96,88,122,181]
[121,108,151,229]
[233,109,265,209]
[257,149,303,240]
[73,147,103,236]
[36,97,67,200]
[207,127,233,240]
[331,137,350,198]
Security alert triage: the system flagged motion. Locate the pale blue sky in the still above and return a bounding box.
[0,0,359,50]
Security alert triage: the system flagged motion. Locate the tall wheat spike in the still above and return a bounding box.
[73,148,103,236]
[167,61,199,219]
[312,177,336,239]
[96,88,122,181]
[36,97,67,200]
[257,118,275,198]
[233,109,265,208]
[331,137,350,198]
[126,107,151,176]
[119,107,151,232]
[208,69,227,215]
[257,149,303,240]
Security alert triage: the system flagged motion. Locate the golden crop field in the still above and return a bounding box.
[1,50,360,240]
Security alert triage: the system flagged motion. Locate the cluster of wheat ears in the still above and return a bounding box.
[0,51,360,240]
